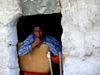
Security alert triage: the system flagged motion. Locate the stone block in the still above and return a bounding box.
[0,68,10,75]
[20,0,61,15]
[0,0,22,75]
[0,26,7,42]
[0,43,9,75]
[7,26,18,46]
[10,68,20,75]
[61,0,100,57]
[7,11,22,26]
[0,0,22,25]
[0,43,8,68]
[63,57,100,75]
[7,46,19,69]
[61,0,100,75]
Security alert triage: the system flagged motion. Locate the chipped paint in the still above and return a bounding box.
[54,6,61,13]
[28,53,31,60]
[37,7,47,14]
[57,2,60,6]
[24,0,27,2]
[30,0,34,1]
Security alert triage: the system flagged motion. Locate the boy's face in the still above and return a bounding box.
[33,27,44,38]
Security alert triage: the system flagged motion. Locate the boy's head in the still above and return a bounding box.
[32,25,45,38]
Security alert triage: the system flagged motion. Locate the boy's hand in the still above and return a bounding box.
[31,37,43,48]
[34,37,43,46]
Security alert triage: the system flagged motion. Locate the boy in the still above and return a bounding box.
[18,25,61,56]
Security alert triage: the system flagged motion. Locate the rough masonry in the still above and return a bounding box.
[61,0,100,75]
[0,0,100,75]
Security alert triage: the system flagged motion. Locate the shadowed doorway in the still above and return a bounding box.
[17,13,62,75]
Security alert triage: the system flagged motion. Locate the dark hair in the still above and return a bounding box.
[32,24,45,31]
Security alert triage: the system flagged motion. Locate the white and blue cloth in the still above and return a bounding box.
[18,34,61,56]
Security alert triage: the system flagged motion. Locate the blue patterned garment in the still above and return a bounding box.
[18,34,61,56]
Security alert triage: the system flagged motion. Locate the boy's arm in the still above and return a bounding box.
[18,40,32,56]
[18,35,43,56]
[43,36,61,56]
[18,34,34,56]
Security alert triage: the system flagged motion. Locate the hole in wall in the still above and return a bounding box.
[17,13,62,45]
[17,13,62,74]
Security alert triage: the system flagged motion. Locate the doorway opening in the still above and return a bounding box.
[17,13,62,75]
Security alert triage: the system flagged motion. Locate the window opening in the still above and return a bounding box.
[17,13,62,75]
[17,13,62,45]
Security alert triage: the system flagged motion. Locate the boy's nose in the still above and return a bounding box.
[37,32,40,36]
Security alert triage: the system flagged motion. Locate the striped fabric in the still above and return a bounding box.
[18,34,61,56]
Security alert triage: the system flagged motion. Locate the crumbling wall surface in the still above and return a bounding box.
[0,0,22,75]
[20,0,61,16]
[61,0,100,75]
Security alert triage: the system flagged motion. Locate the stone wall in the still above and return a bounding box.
[61,0,100,75]
[1,0,100,75]
[0,25,9,74]
[0,0,61,75]
[20,0,61,15]
[0,0,22,75]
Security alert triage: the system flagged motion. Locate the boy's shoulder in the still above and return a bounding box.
[45,35,56,40]
[26,34,34,39]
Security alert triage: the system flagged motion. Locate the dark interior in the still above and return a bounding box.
[17,13,62,45]
[17,13,62,75]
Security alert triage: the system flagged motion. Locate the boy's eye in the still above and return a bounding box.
[34,30,37,32]
[39,30,42,32]
[34,30,42,32]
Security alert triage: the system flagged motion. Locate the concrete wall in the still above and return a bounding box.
[61,0,100,75]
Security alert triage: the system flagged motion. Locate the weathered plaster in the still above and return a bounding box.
[20,0,61,15]
[0,24,9,74]
[1,0,100,75]
[61,0,100,75]
[7,46,19,68]
[0,0,61,75]
[0,0,22,25]
[7,26,18,46]
[0,0,22,75]
[10,68,20,75]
